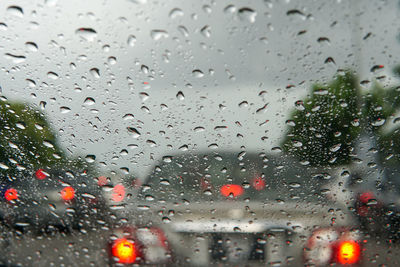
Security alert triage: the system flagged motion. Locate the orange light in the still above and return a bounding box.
[112,184,126,202]
[60,186,75,201]
[220,184,244,197]
[336,240,361,265]
[112,238,137,264]
[35,169,48,180]
[5,188,18,201]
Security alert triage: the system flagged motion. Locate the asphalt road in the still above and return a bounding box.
[0,228,399,266]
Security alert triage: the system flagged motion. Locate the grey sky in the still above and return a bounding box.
[0,0,399,178]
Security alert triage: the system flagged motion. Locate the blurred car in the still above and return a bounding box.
[107,152,363,266]
[0,168,108,232]
[349,165,400,241]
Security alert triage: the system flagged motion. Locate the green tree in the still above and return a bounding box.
[0,97,94,177]
[282,70,400,167]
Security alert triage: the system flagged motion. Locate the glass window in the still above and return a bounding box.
[0,0,399,266]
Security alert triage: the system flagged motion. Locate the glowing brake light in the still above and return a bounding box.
[5,188,18,201]
[359,191,374,204]
[304,228,362,265]
[60,186,75,201]
[220,184,244,197]
[336,240,361,265]
[251,177,266,190]
[35,169,48,180]
[112,238,137,264]
[112,184,126,202]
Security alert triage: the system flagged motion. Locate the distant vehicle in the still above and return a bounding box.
[107,152,363,266]
[350,165,400,241]
[0,168,108,233]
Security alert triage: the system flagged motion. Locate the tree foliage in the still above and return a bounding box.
[282,70,400,166]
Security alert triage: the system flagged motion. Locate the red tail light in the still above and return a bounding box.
[112,184,126,202]
[359,191,374,204]
[35,169,48,180]
[335,240,361,265]
[110,227,169,264]
[251,177,266,190]
[304,228,361,265]
[60,186,75,201]
[112,238,137,264]
[220,184,244,197]
[5,188,18,201]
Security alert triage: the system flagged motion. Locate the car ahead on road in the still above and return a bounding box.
[349,165,400,241]
[0,168,108,233]
[108,152,364,266]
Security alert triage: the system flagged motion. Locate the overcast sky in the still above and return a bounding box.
[0,0,400,178]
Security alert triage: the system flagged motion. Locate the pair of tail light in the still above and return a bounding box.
[3,186,75,202]
[304,227,361,265]
[110,227,169,264]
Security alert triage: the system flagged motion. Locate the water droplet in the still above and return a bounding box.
[123,114,134,120]
[177,25,189,37]
[286,9,306,19]
[141,65,149,74]
[324,57,335,64]
[127,35,136,47]
[194,126,205,132]
[238,8,256,23]
[60,106,71,113]
[233,227,241,232]
[208,143,218,149]
[146,140,156,147]
[43,140,54,148]
[294,100,305,111]
[108,56,117,65]
[4,53,26,63]
[85,155,96,163]
[176,91,185,100]
[39,101,46,110]
[0,23,7,31]
[200,25,211,38]
[162,217,171,223]
[7,6,23,17]
[256,104,268,114]
[317,37,330,44]
[169,8,184,19]
[285,120,295,126]
[83,97,95,105]
[0,163,9,170]
[25,42,38,52]
[163,156,173,163]
[47,71,59,80]
[151,30,168,40]
[289,182,301,188]
[192,69,204,78]
[351,119,360,127]
[127,127,141,138]
[75,28,97,42]
[179,145,188,151]
[90,68,100,78]
[370,65,384,73]
[330,143,341,152]
[371,118,385,127]
[292,140,303,147]
[224,5,236,14]
[15,122,25,129]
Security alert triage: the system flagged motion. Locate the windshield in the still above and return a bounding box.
[1,0,400,266]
